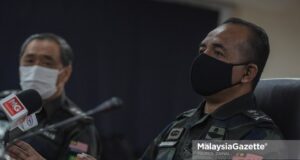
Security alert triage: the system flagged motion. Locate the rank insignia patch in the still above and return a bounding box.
[167,128,184,140]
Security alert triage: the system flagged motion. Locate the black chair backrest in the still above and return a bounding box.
[255,78,300,140]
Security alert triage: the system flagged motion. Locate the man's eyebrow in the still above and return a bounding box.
[42,55,55,61]
[212,43,226,51]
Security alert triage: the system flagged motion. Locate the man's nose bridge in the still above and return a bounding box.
[202,48,213,57]
[34,58,43,66]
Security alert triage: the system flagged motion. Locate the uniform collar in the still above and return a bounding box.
[208,92,257,120]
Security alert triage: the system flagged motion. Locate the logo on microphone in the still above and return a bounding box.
[26,115,34,126]
[3,97,25,116]
[18,113,38,132]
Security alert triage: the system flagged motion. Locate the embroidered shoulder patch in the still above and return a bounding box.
[245,110,272,122]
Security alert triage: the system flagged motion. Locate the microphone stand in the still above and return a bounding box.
[6,97,123,152]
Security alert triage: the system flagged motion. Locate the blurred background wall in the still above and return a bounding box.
[228,0,300,78]
[0,0,299,159]
[160,0,300,78]
[0,0,218,159]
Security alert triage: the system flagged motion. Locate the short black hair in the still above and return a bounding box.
[20,33,74,67]
[222,17,270,89]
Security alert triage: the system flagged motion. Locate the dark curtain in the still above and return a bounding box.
[0,0,218,158]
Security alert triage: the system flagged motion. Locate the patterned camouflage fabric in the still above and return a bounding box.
[141,93,283,160]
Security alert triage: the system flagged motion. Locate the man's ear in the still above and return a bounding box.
[241,64,258,83]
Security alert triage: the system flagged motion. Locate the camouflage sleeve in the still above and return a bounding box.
[242,109,284,140]
[140,123,175,160]
[140,108,197,160]
[242,127,286,159]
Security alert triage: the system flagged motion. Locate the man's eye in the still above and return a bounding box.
[24,59,34,64]
[215,51,224,57]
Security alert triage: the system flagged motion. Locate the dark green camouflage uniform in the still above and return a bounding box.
[141,93,283,160]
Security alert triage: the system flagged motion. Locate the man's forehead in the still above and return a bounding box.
[208,25,227,36]
[22,39,63,64]
[24,40,60,55]
[26,39,58,48]
[212,24,249,36]
[202,24,250,44]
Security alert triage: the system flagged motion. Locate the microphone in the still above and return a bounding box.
[0,89,42,122]
[11,97,123,143]
[86,97,123,115]
[0,89,42,139]
[0,89,42,158]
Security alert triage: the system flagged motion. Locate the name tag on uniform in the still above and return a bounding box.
[158,141,177,147]
[166,128,184,140]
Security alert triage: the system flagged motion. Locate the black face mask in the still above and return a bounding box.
[190,53,249,96]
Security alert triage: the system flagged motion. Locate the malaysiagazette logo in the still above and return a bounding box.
[3,97,25,116]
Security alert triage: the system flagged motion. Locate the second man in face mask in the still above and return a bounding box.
[9,33,101,160]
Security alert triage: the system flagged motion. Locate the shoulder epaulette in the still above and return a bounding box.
[243,110,273,123]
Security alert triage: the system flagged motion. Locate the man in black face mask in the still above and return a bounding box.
[140,18,283,160]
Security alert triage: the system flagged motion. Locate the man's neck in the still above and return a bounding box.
[204,85,251,114]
